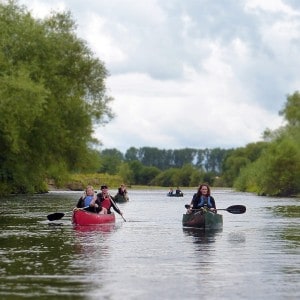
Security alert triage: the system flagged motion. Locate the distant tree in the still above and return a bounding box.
[139,166,161,185]
[124,147,139,161]
[172,149,197,168]
[98,148,123,174]
[117,162,134,185]
[127,160,144,184]
[221,142,267,186]
[138,147,166,169]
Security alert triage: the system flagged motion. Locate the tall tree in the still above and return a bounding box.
[0,2,113,193]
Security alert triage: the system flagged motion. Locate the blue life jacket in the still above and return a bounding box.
[84,195,93,207]
[196,196,213,208]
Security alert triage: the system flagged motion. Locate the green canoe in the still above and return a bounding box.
[114,193,129,203]
[182,209,223,230]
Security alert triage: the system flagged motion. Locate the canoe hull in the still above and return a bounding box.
[182,210,223,230]
[114,194,129,203]
[72,210,115,226]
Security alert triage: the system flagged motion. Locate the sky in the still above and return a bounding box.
[17,0,300,153]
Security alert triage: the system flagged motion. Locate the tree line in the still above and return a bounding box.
[97,147,230,188]
[0,2,299,197]
[95,93,300,197]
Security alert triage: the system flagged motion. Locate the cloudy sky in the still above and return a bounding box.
[18,0,300,153]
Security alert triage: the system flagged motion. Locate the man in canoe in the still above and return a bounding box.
[96,185,124,216]
[187,183,217,213]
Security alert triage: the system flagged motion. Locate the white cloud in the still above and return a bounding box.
[18,0,297,152]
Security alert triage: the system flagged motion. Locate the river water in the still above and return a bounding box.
[0,188,299,300]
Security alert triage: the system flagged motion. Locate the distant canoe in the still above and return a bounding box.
[72,209,115,226]
[167,192,183,197]
[182,210,223,230]
[114,193,129,203]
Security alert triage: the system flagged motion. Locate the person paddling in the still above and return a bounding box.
[96,185,123,216]
[187,183,216,213]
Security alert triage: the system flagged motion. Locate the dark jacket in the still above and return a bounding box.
[191,194,216,209]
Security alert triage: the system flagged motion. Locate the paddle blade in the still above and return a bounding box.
[226,205,246,214]
[47,212,65,221]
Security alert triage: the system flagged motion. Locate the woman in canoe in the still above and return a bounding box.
[114,183,129,202]
[76,185,103,213]
[96,185,124,216]
[187,183,216,213]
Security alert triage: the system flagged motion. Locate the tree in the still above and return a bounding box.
[221,142,267,186]
[280,91,300,126]
[0,2,113,193]
[234,92,300,196]
[98,148,123,174]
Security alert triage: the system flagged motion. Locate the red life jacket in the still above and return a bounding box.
[101,197,111,209]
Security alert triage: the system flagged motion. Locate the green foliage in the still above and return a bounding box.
[222,142,267,186]
[235,136,300,196]
[150,164,203,187]
[280,91,300,126]
[263,138,300,196]
[150,168,178,186]
[66,173,123,191]
[234,92,300,196]
[98,148,123,174]
[124,146,229,172]
[0,2,113,194]
[117,162,134,184]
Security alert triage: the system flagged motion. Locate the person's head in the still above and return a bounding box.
[198,183,211,196]
[85,185,94,196]
[101,185,108,193]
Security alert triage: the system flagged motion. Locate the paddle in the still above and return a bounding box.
[109,195,127,222]
[47,206,89,221]
[185,204,246,214]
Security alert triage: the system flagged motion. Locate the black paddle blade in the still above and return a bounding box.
[226,205,246,214]
[47,212,65,221]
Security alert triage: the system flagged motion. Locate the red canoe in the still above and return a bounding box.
[72,209,116,226]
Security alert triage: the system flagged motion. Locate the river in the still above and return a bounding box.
[0,188,299,300]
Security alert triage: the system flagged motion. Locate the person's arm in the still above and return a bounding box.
[110,196,122,215]
[190,194,197,207]
[76,197,83,208]
[211,196,216,210]
[90,194,101,209]
[187,194,196,211]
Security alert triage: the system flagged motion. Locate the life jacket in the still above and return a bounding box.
[101,196,111,210]
[196,196,213,208]
[84,195,94,207]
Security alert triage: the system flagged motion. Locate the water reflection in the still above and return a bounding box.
[71,223,118,293]
[183,227,222,244]
[1,190,299,299]
[270,205,300,218]
[73,223,117,234]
